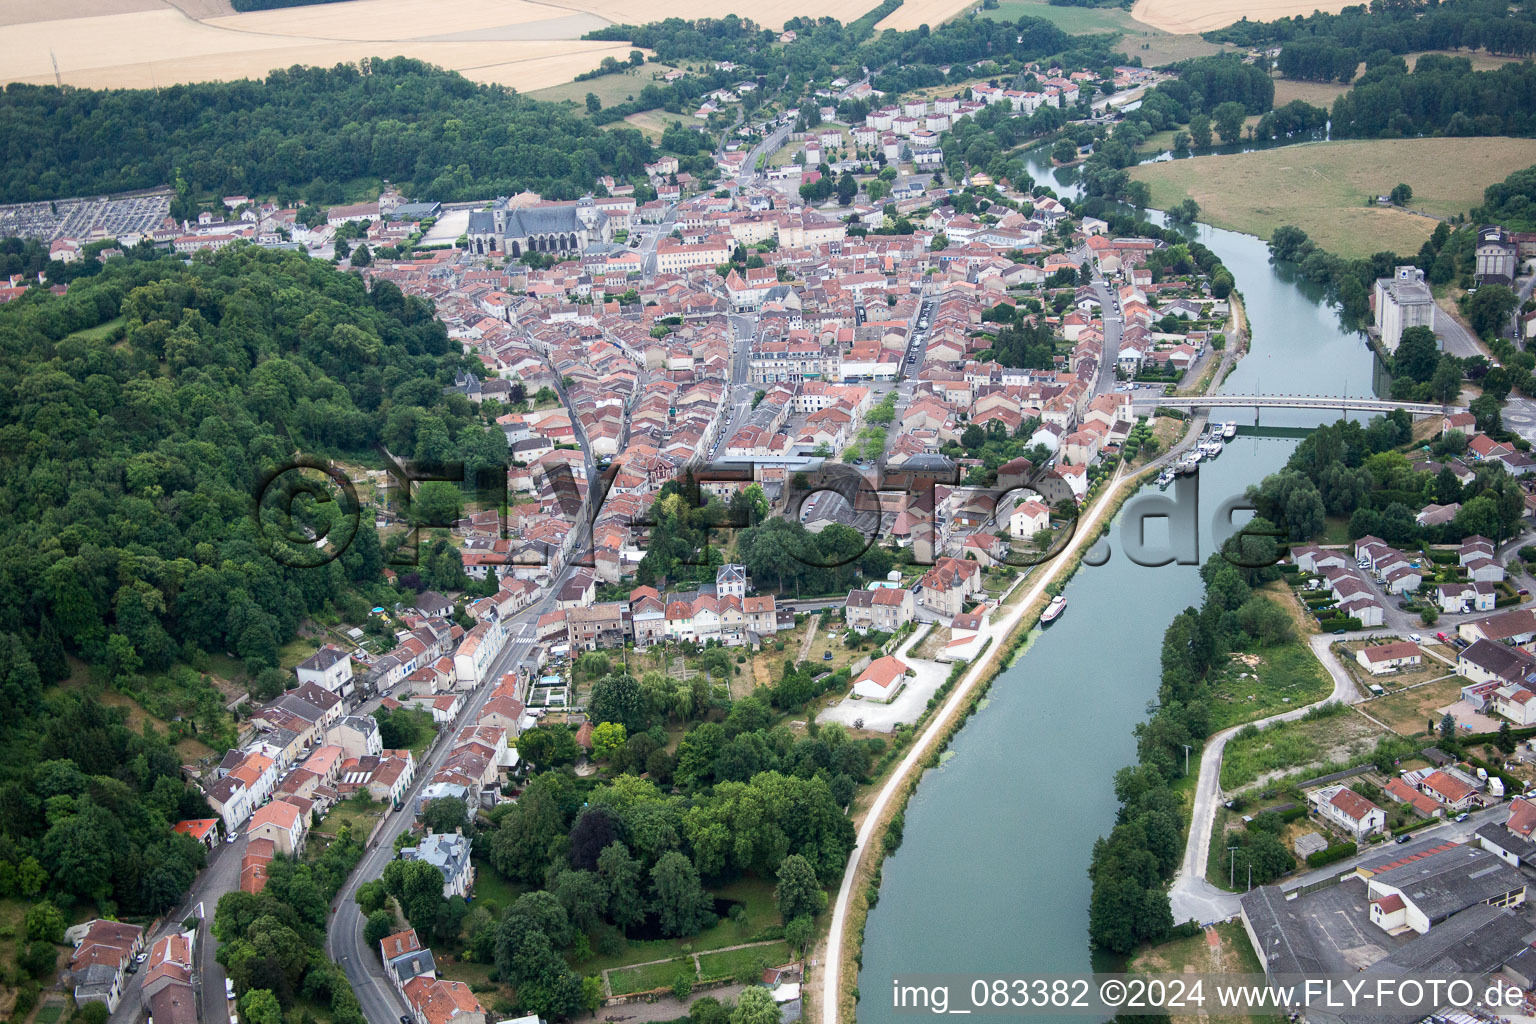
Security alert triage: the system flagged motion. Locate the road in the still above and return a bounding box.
[1437,300,1486,359]
[1090,278,1121,395]
[109,832,244,1024]
[326,609,549,1023]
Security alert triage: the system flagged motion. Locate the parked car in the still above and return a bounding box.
[1395,834,1412,844]
[1409,633,1423,643]
[1455,812,1470,822]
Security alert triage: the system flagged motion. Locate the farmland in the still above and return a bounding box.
[875,0,974,31]
[1129,138,1536,259]
[0,0,893,90]
[977,0,1231,67]
[1130,0,1358,35]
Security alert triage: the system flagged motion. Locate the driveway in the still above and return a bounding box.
[818,625,949,733]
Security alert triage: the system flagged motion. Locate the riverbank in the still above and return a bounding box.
[819,414,1217,1023]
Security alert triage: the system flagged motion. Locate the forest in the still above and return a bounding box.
[0,245,511,698]
[0,59,655,204]
[1206,0,1536,57]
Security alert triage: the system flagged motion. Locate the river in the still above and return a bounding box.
[854,149,1379,1020]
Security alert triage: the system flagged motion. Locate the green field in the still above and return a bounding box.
[1130,137,1536,259]
[611,956,695,996]
[528,63,681,110]
[697,941,793,981]
[1207,634,1333,732]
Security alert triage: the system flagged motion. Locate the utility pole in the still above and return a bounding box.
[49,49,61,87]
[1182,744,1192,776]
[1229,845,1240,889]
[1248,863,1252,891]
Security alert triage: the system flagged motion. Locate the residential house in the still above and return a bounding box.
[852,655,911,702]
[401,831,475,898]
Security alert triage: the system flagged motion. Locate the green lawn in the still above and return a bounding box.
[469,856,524,916]
[67,316,124,343]
[528,63,681,110]
[316,796,386,840]
[697,941,792,982]
[580,875,780,975]
[1206,635,1333,732]
[278,636,322,670]
[610,956,695,996]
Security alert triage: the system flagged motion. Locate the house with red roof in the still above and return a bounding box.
[1308,784,1385,837]
[172,818,220,850]
[247,799,307,856]
[853,655,912,701]
[1420,769,1477,811]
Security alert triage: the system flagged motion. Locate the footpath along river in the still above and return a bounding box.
[853,154,1383,1021]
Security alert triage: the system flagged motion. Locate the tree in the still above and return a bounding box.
[650,851,714,937]
[75,1004,109,1024]
[1212,102,1248,144]
[1169,199,1200,224]
[598,842,646,933]
[1389,182,1412,206]
[785,914,814,954]
[421,797,469,836]
[1393,326,1439,383]
[351,242,372,267]
[1468,284,1517,338]
[586,92,602,113]
[240,989,284,1024]
[588,674,647,732]
[24,902,65,943]
[730,986,782,1024]
[773,854,827,922]
[1498,721,1517,754]
[382,857,446,931]
[1440,712,1457,740]
[1188,113,1212,149]
[591,722,627,760]
[554,870,608,933]
[1052,138,1077,164]
[364,909,396,950]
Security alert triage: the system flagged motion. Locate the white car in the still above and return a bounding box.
[1409,633,1423,643]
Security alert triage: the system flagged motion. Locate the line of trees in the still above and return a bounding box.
[1089,532,1284,952]
[0,59,655,203]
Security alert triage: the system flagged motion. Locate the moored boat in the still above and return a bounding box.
[1041,595,1067,624]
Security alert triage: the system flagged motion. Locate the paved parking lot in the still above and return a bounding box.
[818,626,949,733]
[1284,877,1409,972]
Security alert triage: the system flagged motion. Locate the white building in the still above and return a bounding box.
[1373,265,1437,353]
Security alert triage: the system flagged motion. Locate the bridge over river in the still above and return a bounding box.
[1130,393,1460,418]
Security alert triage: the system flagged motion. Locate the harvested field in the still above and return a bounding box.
[1272,76,1351,109]
[1129,138,1536,259]
[876,0,975,31]
[1131,0,1358,35]
[0,0,888,91]
[0,4,637,89]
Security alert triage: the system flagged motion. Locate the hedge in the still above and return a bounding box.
[1305,843,1358,868]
